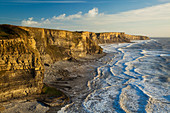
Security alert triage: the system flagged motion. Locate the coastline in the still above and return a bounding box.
[44,53,108,112]
[0,24,151,112]
[56,52,118,113]
[1,52,110,113]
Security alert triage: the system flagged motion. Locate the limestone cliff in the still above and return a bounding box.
[0,25,102,102]
[95,32,131,44]
[0,25,44,102]
[20,27,103,64]
[78,31,149,45]
[124,34,149,40]
[0,24,149,102]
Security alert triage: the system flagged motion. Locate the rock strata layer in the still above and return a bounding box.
[0,24,149,102]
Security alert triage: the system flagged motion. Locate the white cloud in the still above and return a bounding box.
[21,17,40,26]
[101,3,170,23]
[42,19,51,24]
[53,14,66,20]
[53,12,82,20]
[21,3,170,37]
[28,17,33,21]
[41,18,45,21]
[66,11,82,20]
[86,8,99,17]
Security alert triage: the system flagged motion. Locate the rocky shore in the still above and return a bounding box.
[0,24,149,112]
[1,53,108,113]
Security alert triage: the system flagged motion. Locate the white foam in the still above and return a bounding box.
[83,40,170,112]
[59,40,170,112]
[160,54,170,56]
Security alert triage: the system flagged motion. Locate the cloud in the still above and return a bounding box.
[21,17,41,26]
[66,11,82,20]
[86,8,99,17]
[41,18,45,21]
[104,3,170,23]
[51,8,103,21]
[53,12,82,20]
[21,3,170,37]
[12,1,86,3]
[53,14,66,20]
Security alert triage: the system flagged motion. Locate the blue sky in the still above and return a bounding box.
[0,0,170,37]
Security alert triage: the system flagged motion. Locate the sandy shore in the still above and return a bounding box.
[1,53,113,113]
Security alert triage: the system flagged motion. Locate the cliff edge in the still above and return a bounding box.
[0,24,149,102]
[0,24,103,102]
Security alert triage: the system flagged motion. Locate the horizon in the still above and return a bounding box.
[0,0,170,37]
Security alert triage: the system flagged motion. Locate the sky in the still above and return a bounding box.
[0,0,170,37]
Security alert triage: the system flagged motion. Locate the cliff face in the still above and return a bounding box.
[21,27,103,64]
[77,32,131,44]
[124,34,150,40]
[0,24,149,102]
[79,31,149,45]
[0,25,103,102]
[0,25,44,102]
[95,32,131,44]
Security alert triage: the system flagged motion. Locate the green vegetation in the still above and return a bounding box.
[41,84,63,97]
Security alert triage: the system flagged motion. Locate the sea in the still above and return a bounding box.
[59,38,170,113]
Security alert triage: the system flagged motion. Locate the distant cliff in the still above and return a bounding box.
[0,24,149,102]
[124,34,149,40]
[79,32,131,44]
[78,31,149,44]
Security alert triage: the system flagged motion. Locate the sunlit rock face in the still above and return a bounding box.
[79,31,149,45]
[124,34,150,40]
[0,26,44,102]
[0,24,149,102]
[78,32,130,44]
[20,27,103,64]
[0,25,102,102]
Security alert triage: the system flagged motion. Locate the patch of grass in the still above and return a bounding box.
[41,84,63,97]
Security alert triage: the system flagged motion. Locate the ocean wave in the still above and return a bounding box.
[58,39,170,113]
[83,39,170,112]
